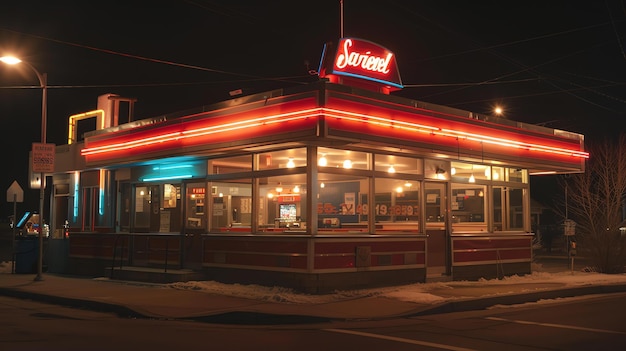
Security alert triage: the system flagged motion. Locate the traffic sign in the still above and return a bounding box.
[32,142,55,173]
[564,219,576,236]
[6,180,24,203]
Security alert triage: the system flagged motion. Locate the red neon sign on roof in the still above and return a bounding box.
[319,37,403,93]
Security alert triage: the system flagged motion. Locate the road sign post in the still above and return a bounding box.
[7,180,24,274]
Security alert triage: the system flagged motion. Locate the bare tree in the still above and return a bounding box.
[559,133,626,273]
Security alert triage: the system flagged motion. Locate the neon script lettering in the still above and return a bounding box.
[335,39,393,74]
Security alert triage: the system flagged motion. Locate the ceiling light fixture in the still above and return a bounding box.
[318,154,328,167]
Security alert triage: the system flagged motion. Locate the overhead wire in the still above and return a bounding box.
[0,27,308,86]
[607,0,626,61]
[391,1,626,112]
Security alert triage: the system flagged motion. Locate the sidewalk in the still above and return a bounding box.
[1,255,626,324]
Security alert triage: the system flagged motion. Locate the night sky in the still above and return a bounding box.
[1,1,625,218]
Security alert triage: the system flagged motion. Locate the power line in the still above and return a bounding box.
[607,0,626,61]
[448,81,626,108]
[403,78,539,88]
[0,27,308,86]
[0,75,311,90]
[392,2,624,113]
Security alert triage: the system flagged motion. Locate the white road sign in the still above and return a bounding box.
[32,142,55,173]
[6,180,24,203]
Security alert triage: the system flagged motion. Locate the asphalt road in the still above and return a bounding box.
[2,292,625,350]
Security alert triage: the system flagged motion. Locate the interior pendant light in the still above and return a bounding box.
[318,154,328,167]
[287,158,295,168]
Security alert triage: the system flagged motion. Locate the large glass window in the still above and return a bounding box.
[210,180,252,232]
[119,182,131,232]
[507,168,527,183]
[374,154,422,174]
[185,182,207,232]
[451,162,490,183]
[133,185,155,232]
[318,147,371,170]
[259,174,307,232]
[508,187,524,230]
[209,155,252,174]
[256,148,306,170]
[451,184,487,227]
[425,182,446,225]
[318,173,368,233]
[374,178,420,233]
[132,183,181,233]
[493,186,526,231]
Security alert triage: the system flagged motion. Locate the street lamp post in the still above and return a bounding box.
[1,56,48,281]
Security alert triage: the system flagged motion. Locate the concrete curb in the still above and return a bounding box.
[407,284,626,317]
[0,287,147,319]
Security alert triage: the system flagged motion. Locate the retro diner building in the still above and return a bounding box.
[48,38,588,293]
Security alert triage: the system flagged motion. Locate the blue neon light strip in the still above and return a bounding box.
[332,71,404,89]
[99,188,104,216]
[141,174,193,182]
[152,164,193,171]
[73,177,79,220]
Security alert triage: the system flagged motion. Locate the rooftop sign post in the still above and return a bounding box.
[318,37,403,93]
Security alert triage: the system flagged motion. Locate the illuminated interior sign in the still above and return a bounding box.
[319,38,403,91]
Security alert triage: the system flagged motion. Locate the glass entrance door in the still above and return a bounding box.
[425,181,448,277]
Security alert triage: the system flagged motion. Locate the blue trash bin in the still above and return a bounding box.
[15,236,39,274]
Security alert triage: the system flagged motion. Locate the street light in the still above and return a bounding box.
[1,55,48,281]
[494,106,504,116]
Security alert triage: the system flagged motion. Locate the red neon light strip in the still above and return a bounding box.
[323,108,589,159]
[81,108,322,156]
[81,108,588,159]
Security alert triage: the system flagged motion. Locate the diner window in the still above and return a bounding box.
[425,183,446,224]
[159,183,181,233]
[133,185,153,232]
[373,178,420,233]
[451,162,490,183]
[318,173,368,233]
[256,148,306,170]
[119,182,131,232]
[185,182,207,232]
[210,180,252,233]
[491,166,504,181]
[259,174,307,232]
[507,168,527,183]
[451,185,487,227]
[374,154,422,174]
[493,185,526,231]
[317,147,371,170]
[209,155,252,174]
[508,187,525,230]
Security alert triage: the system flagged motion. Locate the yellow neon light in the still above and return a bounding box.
[68,109,105,144]
[80,108,588,159]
